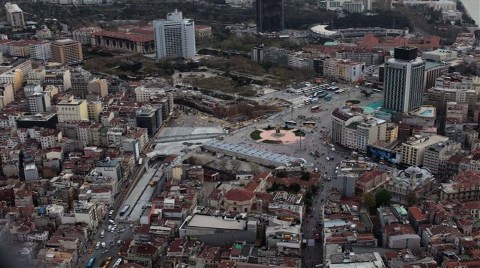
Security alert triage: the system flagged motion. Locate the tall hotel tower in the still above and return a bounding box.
[383,47,425,113]
[153,10,196,60]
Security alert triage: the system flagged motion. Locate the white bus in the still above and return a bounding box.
[335,89,346,94]
[112,258,123,267]
[285,120,297,127]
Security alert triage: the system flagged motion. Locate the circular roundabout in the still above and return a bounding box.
[250,126,306,144]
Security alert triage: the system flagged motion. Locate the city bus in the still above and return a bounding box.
[119,205,130,216]
[85,257,96,268]
[310,106,320,112]
[285,120,297,127]
[303,121,316,127]
[112,258,123,268]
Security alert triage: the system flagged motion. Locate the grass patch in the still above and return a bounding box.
[250,130,262,140]
[294,130,306,137]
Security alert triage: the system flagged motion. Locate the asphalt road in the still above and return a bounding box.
[77,216,134,268]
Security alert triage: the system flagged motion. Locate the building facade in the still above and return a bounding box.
[51,39,83,65]
[153,10,196,60]
[256,0,284,32]
[384,47,426,113]
[401,134,449,167]
[5,2,25,31]
[56,96,88,122]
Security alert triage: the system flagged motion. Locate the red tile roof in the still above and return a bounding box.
[93,30,154,43]
[408,206,427,222]
[443,261,480,268]
[384,223,415,236]
[224,189,254,202]
[356,169,385,183]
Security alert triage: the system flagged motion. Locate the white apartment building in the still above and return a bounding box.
[73,201,99,228]
[72,27,102,45]
[27,68,46,86]
[0,83,14,108]
[30,41,51,61]
[423,140,461,174]
[326,0,371,11]
[134,85,168,102]
[331,106,398,152]
[323,58,365,82]
[27,92,51,114]
[153,10,196,60]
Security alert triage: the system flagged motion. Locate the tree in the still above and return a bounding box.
[375,188,392,207]
[300,172,311,181]
[261,60,273,71]
[406,191,418,206]
[363,192,376,213]
[288,183,301,193]
[275,170,287,178]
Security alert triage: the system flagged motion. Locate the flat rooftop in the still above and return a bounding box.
[329,252,385,267]
[187,214,246,230]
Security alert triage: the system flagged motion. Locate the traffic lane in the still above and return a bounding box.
[78,218,132,266]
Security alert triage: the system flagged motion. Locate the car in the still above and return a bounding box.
[96,242,101,249]
[102,249,109,254]
[325,157,330,161]
[314,167,319,173]
[100,230,105,238]
[117,240,122,246]
[88,249,93,254]
[101,242,107,248]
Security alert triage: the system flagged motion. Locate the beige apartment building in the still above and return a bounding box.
[56,96,88,122]
[51,39,83,65]
[401,134,449,167]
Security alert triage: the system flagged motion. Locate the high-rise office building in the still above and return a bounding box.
[153,10,196,60]
[5,3,25,31]
[256,0,284,33]
[383,47,425,113]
